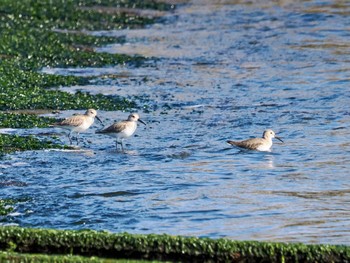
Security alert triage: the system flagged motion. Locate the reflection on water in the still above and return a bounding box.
[2,0,350,245]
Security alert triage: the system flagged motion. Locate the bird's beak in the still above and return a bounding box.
[275,136,284,143]
[96,116,103,125]
[138,119,147,125]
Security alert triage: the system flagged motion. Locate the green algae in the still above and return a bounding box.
[0,134,68,153]
[0,61,137,111]
[0,0,167,112]
[0,199,14,216]
[0,28,144,70]
[0,0,166,112]
[0,198,30,216]
[0,0,158,31]
[0,227,349,262]
[0,252,160,263]
[0,15,142,112]
[80,0,176,11]
[0,252,104,263]
[0,113,56,128]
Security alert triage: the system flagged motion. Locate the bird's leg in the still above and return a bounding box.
[115,140,119,152]
[68,132,73,145]
[121,140,125,153]
[76,133,80,145]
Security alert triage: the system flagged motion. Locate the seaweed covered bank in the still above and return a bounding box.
[0,226,349,262]
[0,0,175,153]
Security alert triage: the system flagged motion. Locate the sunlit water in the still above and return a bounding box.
[2,0,350,245]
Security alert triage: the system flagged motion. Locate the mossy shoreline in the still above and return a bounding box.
[0,226,349,262]
[0,0,174,153]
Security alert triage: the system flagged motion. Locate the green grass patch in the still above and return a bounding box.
[0,227,349,262]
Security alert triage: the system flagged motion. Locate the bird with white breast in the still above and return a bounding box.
[96,113,146,152]
[227,129,283,151]
[53,109,102,145]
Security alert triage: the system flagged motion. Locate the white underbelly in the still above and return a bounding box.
[256,143,272,151]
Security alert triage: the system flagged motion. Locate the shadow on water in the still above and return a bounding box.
[2,0,350,244]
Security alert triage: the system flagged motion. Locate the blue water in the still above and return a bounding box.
[1,0,350,245]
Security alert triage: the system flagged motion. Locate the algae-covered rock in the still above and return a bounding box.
[0,227,349,262]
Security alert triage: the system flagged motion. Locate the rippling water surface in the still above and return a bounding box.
[2,0,350,244]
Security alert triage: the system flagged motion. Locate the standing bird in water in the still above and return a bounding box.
[227,129,283,151]
[96,113,146,152]
[53,109,102,145]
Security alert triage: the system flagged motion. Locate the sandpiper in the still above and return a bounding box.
[227,129,283,151]
[96,113,146,152]
[53,109,102,145]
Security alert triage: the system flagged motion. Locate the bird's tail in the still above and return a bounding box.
[227,140,239,146]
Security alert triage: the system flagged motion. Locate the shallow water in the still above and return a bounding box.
[2,0,350,245]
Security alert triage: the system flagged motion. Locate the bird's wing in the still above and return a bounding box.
[227,138,262,150]
[99,121,128,134]
[54,115,84,127]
